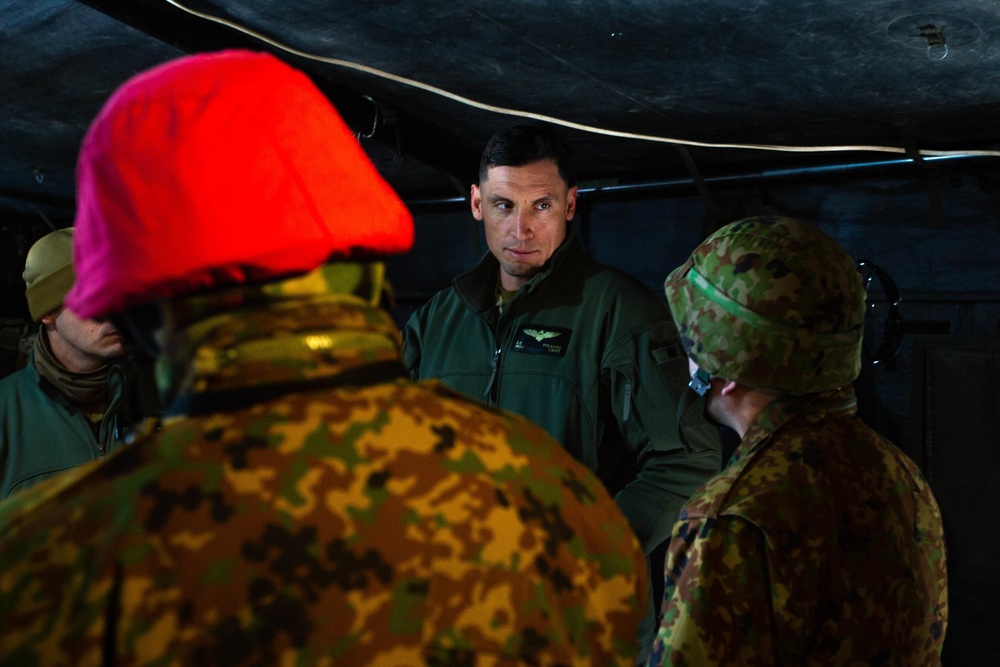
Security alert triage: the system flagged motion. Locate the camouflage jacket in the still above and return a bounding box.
[0,274,648,666]
[648,386,948,666]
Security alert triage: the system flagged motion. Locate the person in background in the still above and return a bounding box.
[0,227,136,499]
[0,50,649,665]
[649,215,948,665]
[403,123,721,660]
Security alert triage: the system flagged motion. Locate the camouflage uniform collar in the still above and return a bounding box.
[162,262,388,326]
[734,386,859,464]
[157,293,403,415]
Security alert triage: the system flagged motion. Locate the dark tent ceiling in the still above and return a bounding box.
[3,0,1000,219]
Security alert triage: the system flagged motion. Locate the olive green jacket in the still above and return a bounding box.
[0,350,131,500]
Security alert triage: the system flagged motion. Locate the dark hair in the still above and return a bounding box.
[478,124,573,185]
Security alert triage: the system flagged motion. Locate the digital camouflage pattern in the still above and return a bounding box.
[648,387,948,666]
[0,264,649,666]
[664,216,867,394]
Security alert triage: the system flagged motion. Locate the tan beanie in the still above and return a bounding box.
[23,228,75,322]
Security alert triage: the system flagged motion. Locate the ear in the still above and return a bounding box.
[470,183,484,221]
[39,307,62,328]
[565,185,578,220]
[718,379,741,396]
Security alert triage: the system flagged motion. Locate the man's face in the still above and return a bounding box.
[471,159,577,291]
[43,306,126,373]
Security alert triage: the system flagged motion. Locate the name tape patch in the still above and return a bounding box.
[512,326,572,357]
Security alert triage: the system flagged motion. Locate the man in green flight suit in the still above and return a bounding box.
[404,124,722,660]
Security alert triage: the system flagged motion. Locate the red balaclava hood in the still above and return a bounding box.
[66,49,413,319]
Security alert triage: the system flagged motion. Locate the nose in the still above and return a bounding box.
[513,210,533,239]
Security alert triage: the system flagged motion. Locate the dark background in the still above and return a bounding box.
[3,2,999,664]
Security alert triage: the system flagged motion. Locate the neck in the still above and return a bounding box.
[499,274,526,291]
[497,276,521,298]
[720,384,782,438]
[156,290,403,408]
[33,329,113,410]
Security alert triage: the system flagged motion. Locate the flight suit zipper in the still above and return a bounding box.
[483,346,501,403]
[623,378,632,421]
[482,279,528,406]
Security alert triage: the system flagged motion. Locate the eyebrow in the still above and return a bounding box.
[487,193,555,204]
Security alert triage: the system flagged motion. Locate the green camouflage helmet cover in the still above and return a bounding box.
[664,215,866,394]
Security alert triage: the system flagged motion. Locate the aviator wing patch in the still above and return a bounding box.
[512,325,572,357]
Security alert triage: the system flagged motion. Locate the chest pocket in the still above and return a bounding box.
[511,325,572,357]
